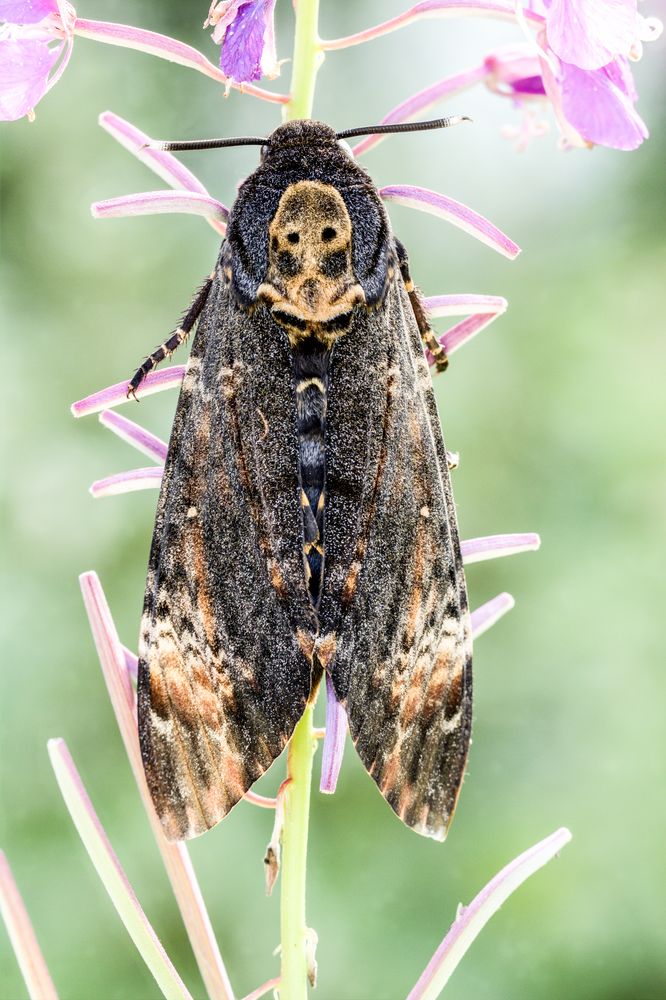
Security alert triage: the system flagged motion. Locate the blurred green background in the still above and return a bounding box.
[2,2,665,998]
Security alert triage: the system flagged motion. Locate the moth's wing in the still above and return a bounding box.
[138,279,317,841]
[319,278,472,841]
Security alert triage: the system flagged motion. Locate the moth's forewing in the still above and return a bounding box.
[320,280,472,842]
[137,284,317,841]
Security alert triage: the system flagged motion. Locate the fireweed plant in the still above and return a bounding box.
[0,0,662,997]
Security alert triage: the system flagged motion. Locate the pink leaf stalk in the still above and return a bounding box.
[352,64,489,157]
[435,312,505,358]
[319,675,348,795]
[471,592,515,639]
[98,410,167,464]
[423,294,507,318]
[73,18,287,104]
[71,366,186,417]
[91,190,229,230]
[407,827,572,999]
[244,791,278,809]
[99,112,209,194]
[380,186,520,259]
[240,976,281,1000]
[461,533,540,564]
[422,294,508,358]
[0,851,58,1000]
[98,111,227,238]
[321,0,543,50]
[47,739,193,1000]
[78,572,234,1000]
[90,466,163,499]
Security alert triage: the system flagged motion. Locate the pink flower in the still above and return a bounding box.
[0,0,74,121]
[537,0,662,150]
[205,0,279,83]
[484,26,656,152]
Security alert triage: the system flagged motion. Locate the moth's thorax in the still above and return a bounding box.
[257,180,365,347]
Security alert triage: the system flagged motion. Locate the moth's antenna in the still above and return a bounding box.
[336,115,471,141]
[148,136,268,152]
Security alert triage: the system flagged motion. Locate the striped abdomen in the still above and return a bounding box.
[293,338,330,608]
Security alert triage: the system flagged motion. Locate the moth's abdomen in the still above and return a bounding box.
[293,338,330,608]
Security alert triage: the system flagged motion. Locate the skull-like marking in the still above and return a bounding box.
[257,180,365,346]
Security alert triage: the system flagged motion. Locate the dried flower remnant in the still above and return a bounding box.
[206,0,279,83]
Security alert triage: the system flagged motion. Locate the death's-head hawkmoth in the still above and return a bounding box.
[133,118,472,843]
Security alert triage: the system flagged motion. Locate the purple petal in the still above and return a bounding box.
[603,53,637,101]
[510,74,546,95]
[546,0,638,70]
[99,409,168,463]
[461,532,540,564]
[0,0,58,24]
[91,189,229,229]
[0,851,58,1000]
[71,366,186,417]
[470,592,514,639]
[220,0,276,83]
[0,37,59,120]
[320,675,348,794]
[90,466,163,498]
[407,827,572,999]
[380,185,520,259]
[560,59,648,151]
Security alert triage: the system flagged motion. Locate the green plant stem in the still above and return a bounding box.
[284,0,322,121]
[279,5,322,996]
[279,704,315,999]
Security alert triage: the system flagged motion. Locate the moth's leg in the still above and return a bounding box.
[128,272,214,398]
[395,238,449,374]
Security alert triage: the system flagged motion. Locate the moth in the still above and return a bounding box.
[133,118,472,843]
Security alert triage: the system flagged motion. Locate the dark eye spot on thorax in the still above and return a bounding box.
[277,250,301,277]
[320,250,347,278]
